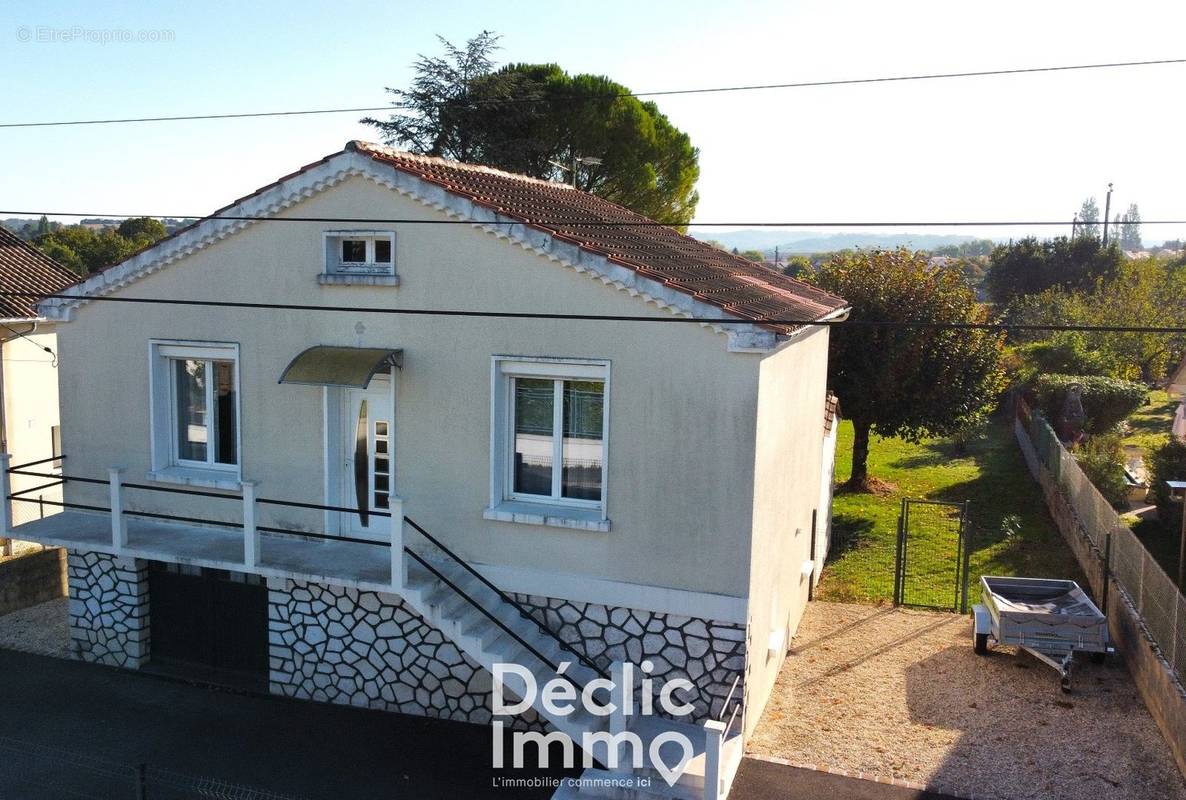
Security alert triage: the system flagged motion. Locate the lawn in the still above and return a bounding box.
[818,417,1082,604]
[1122,388,1177,460]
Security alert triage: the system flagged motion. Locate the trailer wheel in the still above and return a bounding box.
[974,632,989,655]
[1060,675,1072,693]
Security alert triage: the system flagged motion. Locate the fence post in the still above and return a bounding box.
[389,499,405,591]
[609,661,628,770]
[241,481,258,570]
[0,453,12,556]
[960,502,972,614]
[702,719,726,800]
[1102,532,1112,616]
[109,467,128,551]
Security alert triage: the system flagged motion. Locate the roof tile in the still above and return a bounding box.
[0,226,76,320]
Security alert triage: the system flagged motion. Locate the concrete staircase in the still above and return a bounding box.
[398,557,744,799]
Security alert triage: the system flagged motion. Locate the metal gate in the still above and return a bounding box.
[894,498,971,611]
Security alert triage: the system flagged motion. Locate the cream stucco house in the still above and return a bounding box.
[0,226,74,546]
[2,142,847,799]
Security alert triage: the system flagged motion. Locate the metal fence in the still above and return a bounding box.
[1016,398,1186,686]
[0,735,309,800]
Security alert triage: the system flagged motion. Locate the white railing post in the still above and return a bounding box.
[390,498,405,591]
[1,453,13,555]
[241,481,258,570]
[609,661,628,771]
[108,467,127,551]
[702,719,726,800]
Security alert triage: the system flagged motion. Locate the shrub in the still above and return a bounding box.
[1031,374,1149,434]
[1013,333,1110,384]
[1149,438,1186,531]
[1075,433,1129,507]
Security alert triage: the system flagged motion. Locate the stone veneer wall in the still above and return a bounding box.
[511,593,746,723]
[267,579,546,730]
[67,551,150,668]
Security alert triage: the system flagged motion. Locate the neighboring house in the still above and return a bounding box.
[0,226,75,541]
[1,142,847,797]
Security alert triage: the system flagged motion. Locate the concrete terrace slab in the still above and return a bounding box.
[9,512,396,590]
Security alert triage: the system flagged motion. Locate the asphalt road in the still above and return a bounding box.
[0,647,574,799]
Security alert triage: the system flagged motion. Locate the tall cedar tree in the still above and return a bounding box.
[812,249,1007,488]
[362,33,700,227]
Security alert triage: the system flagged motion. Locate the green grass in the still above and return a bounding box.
[1122,388,1177,459]
[819,417,1082,603]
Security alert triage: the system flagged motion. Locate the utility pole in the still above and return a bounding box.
[1072,213,1078,239]
[774,245,780,267]
[1102,183,1114,246]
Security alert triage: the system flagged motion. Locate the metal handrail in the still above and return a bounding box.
[8,479,64,498]
[723,700,741,739]
[718,675,741,721]
[4,455,64,472]
[403,515,609,680]
[402,547,594,694]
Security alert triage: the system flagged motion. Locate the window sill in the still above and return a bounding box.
[317,273,400,287]
[147,466,242,491]
[483,501,610,533]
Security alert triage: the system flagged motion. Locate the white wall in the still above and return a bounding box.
[3,325,62,525]
[55,176,771,598]
[741,325,831,736]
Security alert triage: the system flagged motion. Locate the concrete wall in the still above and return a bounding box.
[741,326,831,736]
[0,547,66,615]
[3,326,62,525]
[55,176,771,598]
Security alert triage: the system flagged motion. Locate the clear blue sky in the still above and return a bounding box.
[3,0,1185,242]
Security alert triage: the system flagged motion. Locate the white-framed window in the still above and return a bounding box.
[149,341,241,487]
[488,357,609,527]
[322,231,396,276]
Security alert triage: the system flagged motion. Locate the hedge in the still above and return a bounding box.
[1031,374,1148,434]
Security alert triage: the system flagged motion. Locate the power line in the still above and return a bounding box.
[4,210,1186,228]
[2,58,1182,129]
[5,291,1186,335]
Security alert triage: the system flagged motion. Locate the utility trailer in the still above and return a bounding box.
[972,576,1110,692]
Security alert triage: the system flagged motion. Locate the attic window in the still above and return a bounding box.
[320,231,399,286]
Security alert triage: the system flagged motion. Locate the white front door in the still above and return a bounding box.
[339,376,393,539]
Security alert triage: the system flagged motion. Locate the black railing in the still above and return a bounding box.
[5,457,608,684]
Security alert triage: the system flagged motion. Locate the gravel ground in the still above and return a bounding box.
[748,601,1186,800]
[0,597,69,659]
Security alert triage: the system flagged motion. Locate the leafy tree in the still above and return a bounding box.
[1030,374,1148,433]
[362,33,700,226]
[739,249,765,263]
[1120,203,1142,250]
[809,248,1007,488]
[1150,438,1186,530]
[1077,197,1100,239]
[35,226,144,275]
[782,254,813,277]
[116,217,167,245]
[986,236,1122,305]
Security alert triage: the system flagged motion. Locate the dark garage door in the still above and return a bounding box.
[148,564,268,683]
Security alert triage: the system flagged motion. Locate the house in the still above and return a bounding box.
[1,142,847,797]
[0,226,75,548]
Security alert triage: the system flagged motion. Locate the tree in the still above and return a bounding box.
[116,217,167,245]
[782,254,814,277]
[34,226,146,275]
[362,33,701,226]
[810,249,1007,488]
[1120,203,1142,250]
[739,249,765,263]
[1077,197,1100,239]
[985,236,1122,305]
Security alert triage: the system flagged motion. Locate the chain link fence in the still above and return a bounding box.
[0,736,310,800]
[1016,398,1186,688]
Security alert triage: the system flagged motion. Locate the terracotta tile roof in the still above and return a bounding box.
[350,142,848,334]
[0,225,76,320]
[824,391,841,434]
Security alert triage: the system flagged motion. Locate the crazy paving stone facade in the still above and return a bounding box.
[67,551,150,668]
[512,593,746,723]
[266,579,547,729]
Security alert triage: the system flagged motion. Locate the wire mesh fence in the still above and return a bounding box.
[0,736,310,800]
[895,499,969,611]
[1015,397,1186,689]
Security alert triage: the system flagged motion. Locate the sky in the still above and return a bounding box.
[2,0,1185,244]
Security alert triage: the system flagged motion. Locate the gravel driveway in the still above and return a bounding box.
[748,601,1186,800]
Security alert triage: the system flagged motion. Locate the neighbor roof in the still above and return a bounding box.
[0,225,76,320]
[350,142,847,333]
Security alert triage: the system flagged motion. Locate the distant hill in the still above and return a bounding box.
[689,229,992,255]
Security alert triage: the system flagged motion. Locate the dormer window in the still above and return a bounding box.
[320,231,399,286]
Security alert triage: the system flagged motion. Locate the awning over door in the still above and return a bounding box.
[278,346,402,388]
